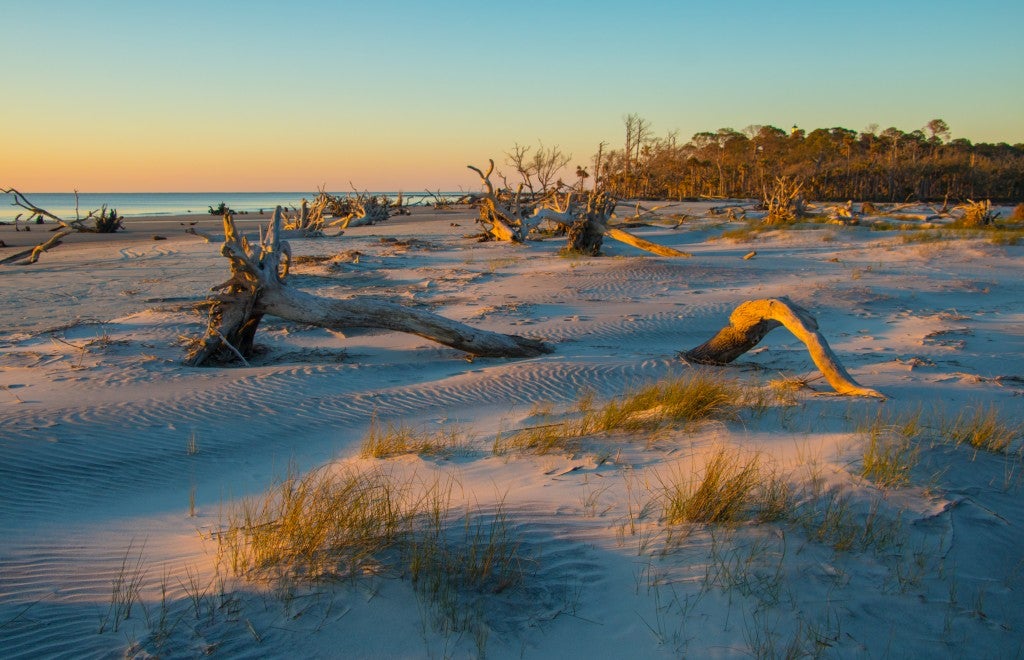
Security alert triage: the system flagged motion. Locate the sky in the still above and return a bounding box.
[2,0,1022,192]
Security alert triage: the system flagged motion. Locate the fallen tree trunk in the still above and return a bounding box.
[682,297,883,398]
[186,208,551,366]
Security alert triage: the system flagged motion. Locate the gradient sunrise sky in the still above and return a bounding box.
[3,0,1022,192]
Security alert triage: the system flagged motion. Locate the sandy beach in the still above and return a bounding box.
[1,206,1022,658]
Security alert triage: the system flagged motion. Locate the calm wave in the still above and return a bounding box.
[0,191,455,223]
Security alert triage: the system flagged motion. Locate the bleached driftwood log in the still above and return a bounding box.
[467,161,689,257]
[186,207,551,366]
[683,297,883,398]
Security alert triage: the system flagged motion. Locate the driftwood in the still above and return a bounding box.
[276,188,394,235]
[953,199,998,227]
[1,188,124,265]
[683,297,883,398]
[186,208,551,366]
[0,229,73,266]
[467,160,689,257]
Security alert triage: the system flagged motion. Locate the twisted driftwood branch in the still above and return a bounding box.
[683,297,884,398]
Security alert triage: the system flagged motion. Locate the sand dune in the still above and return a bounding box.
[1,207,1022,657]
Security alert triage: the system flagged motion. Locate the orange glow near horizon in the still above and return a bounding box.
[2,2,1022,193]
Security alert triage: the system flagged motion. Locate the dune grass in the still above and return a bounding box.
[493,421,581,456]
[98,541,148,634]
[216,465,412,581]
[493,372,750,456]
[792,490,903,553]
[660,448,792,526]
[858,408,924,488]
[360,417,472,459]
[213,464,529,655]
[215,464,525,601]
[583,372,745,434]
[943,403,1021,454]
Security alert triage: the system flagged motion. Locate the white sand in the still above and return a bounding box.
[1,206,1022,657]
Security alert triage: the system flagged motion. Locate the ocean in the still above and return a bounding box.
[0,191,455,224]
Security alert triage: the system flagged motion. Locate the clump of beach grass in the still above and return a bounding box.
[943,403,1021,454]
[583,372,744,434]
[409,499,524,598]
[792,490,903,553]
[989,228,1024,246]
[493,421,580,456]
[899,229,946,244]
[214,465,526,588]
[360,417,472,459]
[214,463,528,656]
[98,541,148,634]
[492,372,748,456]
[216,465,416,581]
[660,447,792,526]
[719,222,765,242]
[858,408,924,488]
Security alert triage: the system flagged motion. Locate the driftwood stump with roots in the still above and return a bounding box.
[683,297,883,398]
[186,208,551,366]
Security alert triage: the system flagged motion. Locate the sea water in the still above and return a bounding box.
[0,191,454,223]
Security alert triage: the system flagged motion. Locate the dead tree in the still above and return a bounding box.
[683,297,883,398]
[467,161,690,257]
[186,207,551,366]
[761,176,806,225]
[467,160,536,242]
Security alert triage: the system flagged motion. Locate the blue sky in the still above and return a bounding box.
[2,0,1022,191]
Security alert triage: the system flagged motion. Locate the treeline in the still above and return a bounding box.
[591,116,1024,202]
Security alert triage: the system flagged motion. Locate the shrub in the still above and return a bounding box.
[208,202,237,216]
[93,207,123,233]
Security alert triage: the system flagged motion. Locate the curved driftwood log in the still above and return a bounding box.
[683,297,883,398]
[186,208,551,366]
